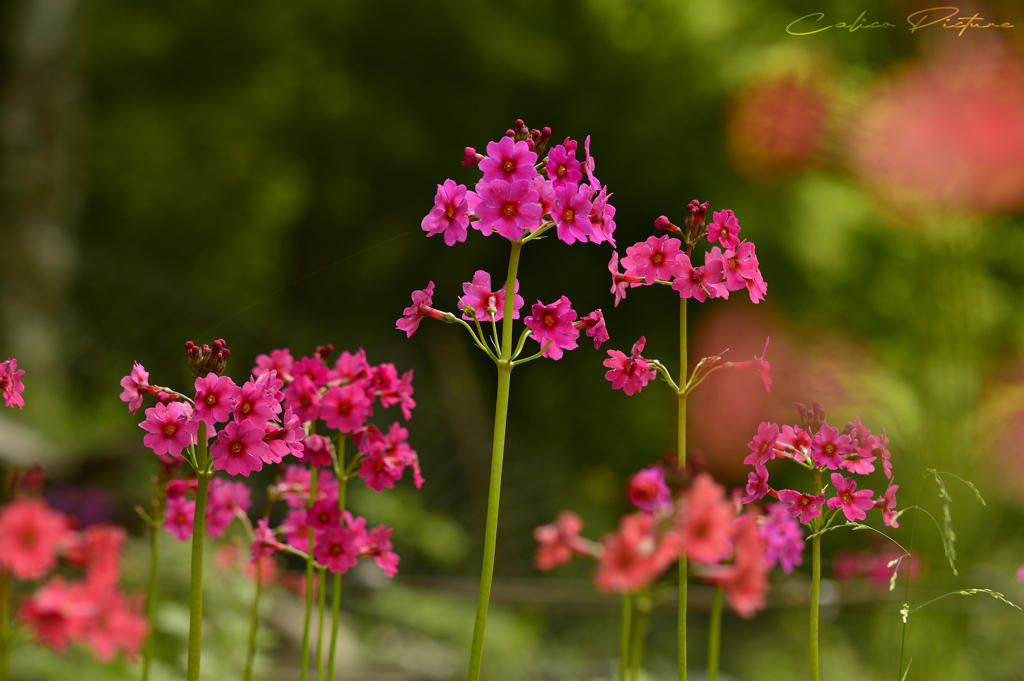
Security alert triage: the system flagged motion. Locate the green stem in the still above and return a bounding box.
[328,437,347,681]
[678,297,688,681]
[898,482,925,681]
[620,594,632,681]
[142,513,160,681]
[466,239,522,681]
[1,569,10,681]
[242,562,263,681]
[707,586,723,681]
[317,569,326,681]
[187,422,210,681]
[300,468,319,681]
[630,599,650,681]
[810,469,822,681]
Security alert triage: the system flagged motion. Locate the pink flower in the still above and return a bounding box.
[708,516,769,619]
[459,271,523,322]
[622,235,682,282]
[778,424,812,456]
[628,466,671,513]
[422,179,470,246]
[826,474,875,522]
[164,496,195,542]
[608,251,643,307]
[741,464,770,504]
[594,513,682,593]
[80,524,126,591]
[479,136,538,184]
[587,184,617,247]
[263,407,307,462]
[576,309,609,350]
[233,378,276,429]
[253,348,294,381]
[0,499,67,579]
[17,578,92,652]
[193,373,238,427]
[679,473,735,563]
[334,349,370,386]
[322,384,373,433]
[292,355,331,387]
[362,525,400,577]
[283,374,322,424]
[722,241,760,292]
[139,402,198,458]
[397,282,446,337]
[292,433,332,469]
[206,478,251,538]
[281,508,311,550]
[117,361,148,414]
[811,424,855,470]
[603,337,657,396]
[745,269,768,304]
[523,296,580,360]
[356,423,421,491]
[582,135,599,187]
[211,420,268,477]
[744,422,780,466]
[533,511,590,571]
[308,499,341,533]
[79,588,148,663]
[670,253,720,302]
[250,518,283,562]
[708,209,742,249]
[880,483,899,528]
[472,179,543,241]
[777,489,826,525]
[545,143,583,190]
[725,337,772,393]
[314,527,360,573]
[760,502,805,574]
[551,183,594,245]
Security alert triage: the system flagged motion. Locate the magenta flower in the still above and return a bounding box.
[671,253,720,302]
[723,241,760,291]
[778,424,812,456]
[283,375,322,424]
[533,176,555,217]
[293,433,332,469]
[308,499,341,534]
[193,373,238,427]
[211,420,268,477]
[206,478,251,538]
[744,422,780,466]
[233,378,277,429]
[759,502,805,573]
[741,464,770,504]
[263,407,307,462]
[140,402,198,457]
[608,251,643,307]
[708,209,742,250]
[396,282,446,337]
[622,235,682,282]
[629,465,671,513]
[551,183,594,245]
[604,337,657,396]
[582,136,599,187]
[118,361,149,414]
[877,429,893,479]
[587,185,617,247]
[333,348,370,385]
[292,355,331,387]
[165,496,195,542]
[472,179,543,241]
[533,511,590,571]
[880,483,899,528]
[422,179,470,246]
[281,508,311,550]
[459,271,523,322]
[777,489,826,525]
[745,269,768,303]
[576,309,609,349]
[545,143,583,190]
[826,474,875,522]
[479,136,538,184]
[321,384,373,433]
[811,424,855,470]
[253,348,294,381]
[314,527,360,574]
[363,526,401,577]
[523,296,580,360]
[250,518,283,562]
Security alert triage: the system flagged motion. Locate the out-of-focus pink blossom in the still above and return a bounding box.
[880,483,899,528]
[165,496,195,542]
[741,464,770,504]
[679,473,735,563]
[594,513,682,593]
[704,516,769,619]
[628,466,671,514]
[0,499,67,579]
[362,525,400,577]
[533,511,591,571]
[759,502,805,574]
[314,527,360,574]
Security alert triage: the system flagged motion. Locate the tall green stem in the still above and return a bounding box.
[619,594,632,681]
[678,297,688,681]
[328,436,347,681]
[142,513,160,681]
[630,598,650,681]
[187,422,210,681]
[317,569,326,681]
[707,586,723,681]
[242,562,263,681]
[810,469,822,681]
[466,240,522,681]
[300,468,319,681]
[0,569,10,681]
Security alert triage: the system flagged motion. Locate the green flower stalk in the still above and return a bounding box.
[242,562,263,681]
[300,469,318,681]
[327,435,348,681]
[619,593,631,681]
[186,422,211,681]
[707,585,724,681]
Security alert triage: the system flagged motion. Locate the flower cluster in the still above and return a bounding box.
[1,357,26,408]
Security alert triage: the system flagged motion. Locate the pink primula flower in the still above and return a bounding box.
[628,466,671,513]
[594,513,682,593]
[744,421,780,466]
[576,309,609,349]
[321,384,373,433]
[0,499,67,579]
[479,136,538,183]
[671,253,719,302]
[472,179,543,241]
[760,502,805,574]
[811,424,855,470]
[250,518,283,562]
[708,209,742,249]
[263,407,307,463]
[314,527,360,574]
[722,241,760,291]
[778,424,812,456]
[777,489,826,525]
[741,464,770,504]
[211,420,268,476]
[545,143,583,190]
[880,483,899,528]
[826,474,875,522]
[117,361,148,414]
[523,296,580,360]
[233,378,276,429]
[679,473,735,563]
[551,183,594,245]
[363,525,401,577]
[533,511,591,571]
[459,271,523,322]
[621,235,682,282]
[193,373,238,427]
[253,348,294,381]
[422,179,470,246]
[139,402,198,458]
[283,374,322,424]
[604,337,657,396]
[164,496,195,542]
[397,282,446,337]
[608,251,643,307]
[281,508,311,550]
[587,184,617,247]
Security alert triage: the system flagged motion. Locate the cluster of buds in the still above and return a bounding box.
[185,339,231,378]
[0,357,25,408]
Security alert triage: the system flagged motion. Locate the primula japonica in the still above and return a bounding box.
[121,341,420,681]
[403,119,614,681]
[0,358,26,409]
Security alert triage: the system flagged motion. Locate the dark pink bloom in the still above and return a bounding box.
[811,424,855,470]
[253,348,294,381]
[250,518,283,562]
[117,361,148,414]
[628,466,671,513]
[373,365,416,421]
[877,428,893,480]
[292,355,331,387]
[842,416,878,475]
[281,508,311,550]
[608,251,643,307]
[293,432,332,468]
[523,296,580,360]
[206,478,251,539]
[603,337,657,396]
[233,378,276,429]
[621,235,682,282]
[741,464,770,504]
[193,373,238,427]
[778,424,812,456]
[357,444,401,492]
[0,499,67,579]
[722,241,760,291]
[80,524,126,591]
[362,525,400,577]
[576,309,609,349]
[283,374,322,424]
[164,496,195,542]
[708,209,742,249]
[582,135,599,186]
[479,136,538,184]
[777,489,826,525]
[545,143,583,189]
[760,502,805,574]
[744,422,780,466]
[140,402,198,458]
[263,407,307,462]
[594,513,682,593]
[397,282,446,337]
[533,175,555,217]
[164,479,191,499]
[587,184,617,247]
[80,588,148,663]
[726,337,772,393]
[745,269,768,304]
[472,179,543,241]
[679,473,735,563]
[17,578,92,652]
[334,348,370,386]
[308,499,341,533]
[670,253,718,302]
[880,483,899,528]
[826,474,875,522]
[422,179,470,246]
[533,511,590,571]
[322,384,373,433]
[459,271,523,322]
[314,527,360,573]
[708,516,769,619]
[211,420,268,477]
[551,183,594,245]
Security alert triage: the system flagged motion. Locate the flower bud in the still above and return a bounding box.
[654,215,680,234]
[461,147,482,167]
[186,339,231,378]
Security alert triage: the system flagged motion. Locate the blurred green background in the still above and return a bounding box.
[3,0,1024,678]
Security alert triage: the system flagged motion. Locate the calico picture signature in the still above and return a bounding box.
[786,7,1014,36]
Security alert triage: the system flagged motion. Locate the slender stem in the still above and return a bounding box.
[317,569,326,681]
[242,562,263,681]
[620,594,632,681]
[186,422,210,681]
[466,239,522,681]
[630,600,649,681]
[0,569,10,681]
[300,469,319,681]
[898,482,925,680]
[142,512,160,681]
[328,436,347,681]
[810,469,822,681]
[707,586,723,681]
[678,297,688,681]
